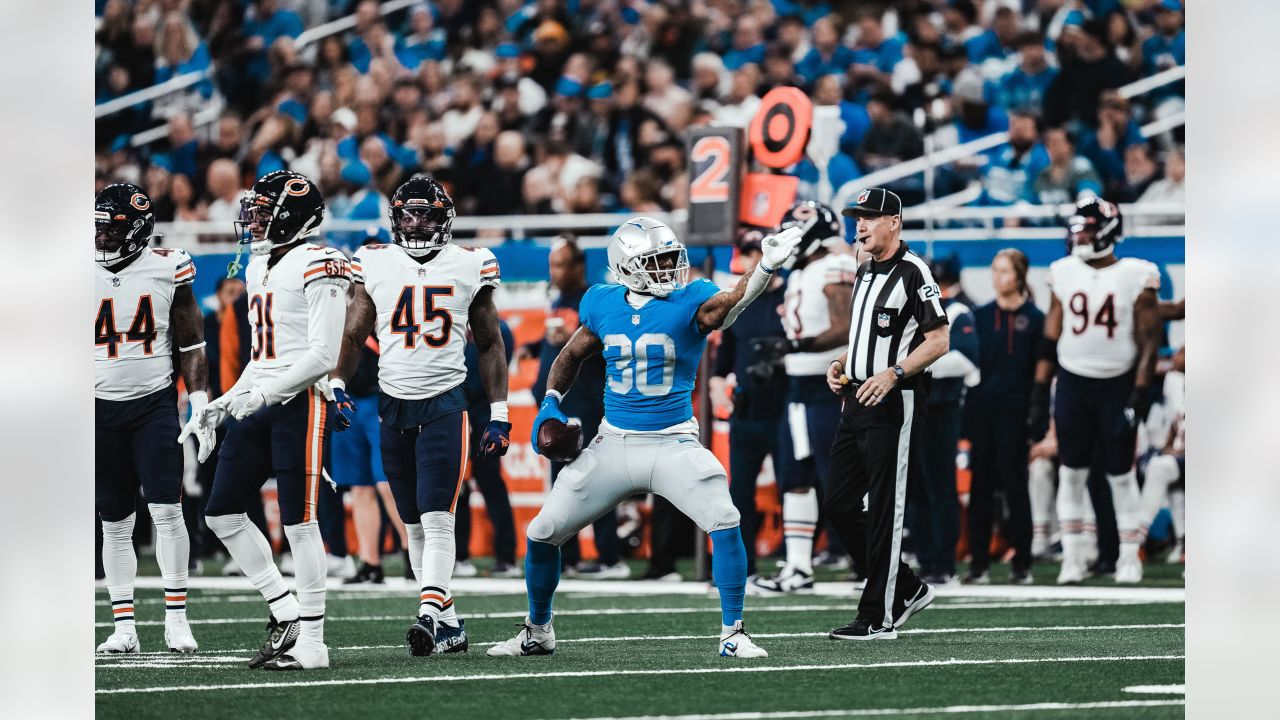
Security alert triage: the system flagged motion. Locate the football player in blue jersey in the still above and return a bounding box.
[487,218,802,659]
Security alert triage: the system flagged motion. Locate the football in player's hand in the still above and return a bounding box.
[537,417,584,463]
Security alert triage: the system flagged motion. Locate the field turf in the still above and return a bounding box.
[96,558,1184,720]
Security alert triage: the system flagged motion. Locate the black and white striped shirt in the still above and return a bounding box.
[844,242,948,382]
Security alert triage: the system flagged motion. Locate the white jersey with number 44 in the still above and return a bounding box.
[95,248,196,401]
[1048,255,1159,380]
[352,243,500,400]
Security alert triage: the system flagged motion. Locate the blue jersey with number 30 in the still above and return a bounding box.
[578,279,721,431]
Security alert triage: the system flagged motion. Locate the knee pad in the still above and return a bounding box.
[147,503,186,537]
[206,513,250,539]
[706,501,742,533]
[101,513,136,542]
[526,513,559,545]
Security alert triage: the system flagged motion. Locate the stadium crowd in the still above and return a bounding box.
[95,0,1186,584]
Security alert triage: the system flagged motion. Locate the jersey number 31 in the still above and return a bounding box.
[603,333,675,396]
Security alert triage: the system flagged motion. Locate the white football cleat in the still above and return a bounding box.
[165,618,199,654]
[1057,557,1087,585]
[719,621,767,658]
[487,617,555,656]
[96,631,139,654]
[1115,555,1144,584]
[262,640,329,670]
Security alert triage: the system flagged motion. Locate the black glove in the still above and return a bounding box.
[787,336,815,354]
[1125,386,1152,429]
[1027,381,1051,442]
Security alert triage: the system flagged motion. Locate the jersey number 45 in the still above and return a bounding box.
[603,333,675,396]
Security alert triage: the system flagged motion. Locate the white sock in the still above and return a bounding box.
[147,503,189,621]
[1168,487,1185,542]
[1107,469,1143,555]
[418,512,456,621]
[102,514,137,635]
[405,522,425,586]
[207,513,298,621]
[1138,455,1180,543]
[284,522,327,645]
[1056,467,1089,563]
[1028,458,1056,548]
[782,489,818,574]
[1081,486,1098,562]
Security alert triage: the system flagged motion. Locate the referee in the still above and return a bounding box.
[823,188,952,640]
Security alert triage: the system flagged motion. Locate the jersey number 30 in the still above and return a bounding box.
[96,296,157,358]
[603,333,675,396]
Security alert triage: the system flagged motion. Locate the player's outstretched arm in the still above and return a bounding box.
[171,284,208,398]
[546,325,604,398]
[695,226,803,333]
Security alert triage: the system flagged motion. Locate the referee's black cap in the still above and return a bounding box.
[842,188,903,218]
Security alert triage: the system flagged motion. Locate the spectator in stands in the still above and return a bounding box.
[723,16,766,70]
[936,70,1009,179]
[1079,91,1144,192]
[1143,1,1186,79]
[398,3,447,71]
[600,79,668,192]
[195,114,245,194]
[977,111,1049,210]
[857,90,923,173]
[1139,145,1185,211]
[790,75,861,201]
[474,130,529,215]
[1104,9,1142,72]
[154,12,214,104]
[329,160,388,254]
[966,6,1020,66]
[160,114,200,181]
[531,235,626,578]
[242,0,304,100]
[849,10,904,91]
[995,32,1058,114]
[1033,127,1103,205]
[795,16,853,86]
[1043,20,1134,130]
[205,158,244,223]
[942,0,983,52]
[1115,143,1159,203]
[643,60,694,131]
[712,65,763,128]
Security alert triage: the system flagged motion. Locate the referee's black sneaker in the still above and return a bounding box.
[892,582,936,630]
[828,618,897,641]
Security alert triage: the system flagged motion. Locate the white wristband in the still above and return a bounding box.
[179,341,207,353]
[490,401,509,423]
[329,378,346,392]
[545,389,564,403]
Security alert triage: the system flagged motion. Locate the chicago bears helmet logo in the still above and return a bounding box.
[283,177,311,196]
[130,193,150,211]
[857,189,871,205]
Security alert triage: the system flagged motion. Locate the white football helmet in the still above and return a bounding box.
[607,217,689,297]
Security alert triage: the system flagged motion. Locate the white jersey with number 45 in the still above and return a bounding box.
[95,248,196,401]
[352,243,500,400]
[1048,255,1159,380]
[242,243,351,388]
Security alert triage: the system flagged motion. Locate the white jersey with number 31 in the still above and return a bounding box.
[1048,255,1159,379]
[352,243,500,400]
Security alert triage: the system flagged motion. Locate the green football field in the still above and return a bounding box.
[95,559,1185,720]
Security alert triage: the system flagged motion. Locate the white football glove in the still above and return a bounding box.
[227,386,270,420]
[177,391,222,463]
[761,226,805,272]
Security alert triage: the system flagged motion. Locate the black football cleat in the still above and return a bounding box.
[828,618,898,641]
[344,562,385,585]
[248,615,300,668]
[406,615,438,657]
[434,619,469,654]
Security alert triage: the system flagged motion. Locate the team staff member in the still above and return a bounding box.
[823,188,950,641]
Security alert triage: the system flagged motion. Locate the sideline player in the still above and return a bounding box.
[95,183,209,654]
[488,218,803,659]
[1028,197,1161,584]
[180,171,351,669]
[753,201,854,595]
[330,175,511,656]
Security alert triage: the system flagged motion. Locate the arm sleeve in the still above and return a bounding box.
[908,263,948,333]
[173,249,196,286]
[350,251,366,285]
[475,247,501,296]
[257,265,351,403]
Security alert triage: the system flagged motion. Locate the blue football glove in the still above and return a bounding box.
[330,386,355,432]
[477,420,513,458]
[530,393,568,455]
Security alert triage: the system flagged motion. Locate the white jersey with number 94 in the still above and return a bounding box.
[1048,255,1160,380]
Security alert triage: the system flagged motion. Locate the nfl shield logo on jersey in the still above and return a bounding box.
[632,314,641,325]
[877,312,891,328]
[111,277,121,287]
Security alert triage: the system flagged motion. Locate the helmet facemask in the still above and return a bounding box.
[1067,215,1118,261]
[392,202,453,256]
[624,247,689,297]
[95,211,148,267]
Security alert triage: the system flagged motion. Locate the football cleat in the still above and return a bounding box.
[962,570,990,585]
[487,617,555,657]
[719,621,768,658]
[1057,557,1087,585]
[262,640,329,670]
[434,619,469,654]
[96,631,139,654]
[1010,567,1035,586]
[1115,556,1144,584]
[344,562,385,585]
[489,561,522,578]
[248,615,300,668]
[165,618,199,654]
[893,583,935,630]
[454,560,478,578]
[406,615,438,657]
[828,618,897,641]
[750,567,814,595]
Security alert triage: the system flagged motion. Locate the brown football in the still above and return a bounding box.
[537,417,584,463]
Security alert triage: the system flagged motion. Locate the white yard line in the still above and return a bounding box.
[94,623,1184,662]
[556,699,1186,719]
[111,576,1185,603]
[95,653,1185,694]
[94,599,1181,628]
[1122,685,1186,695]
